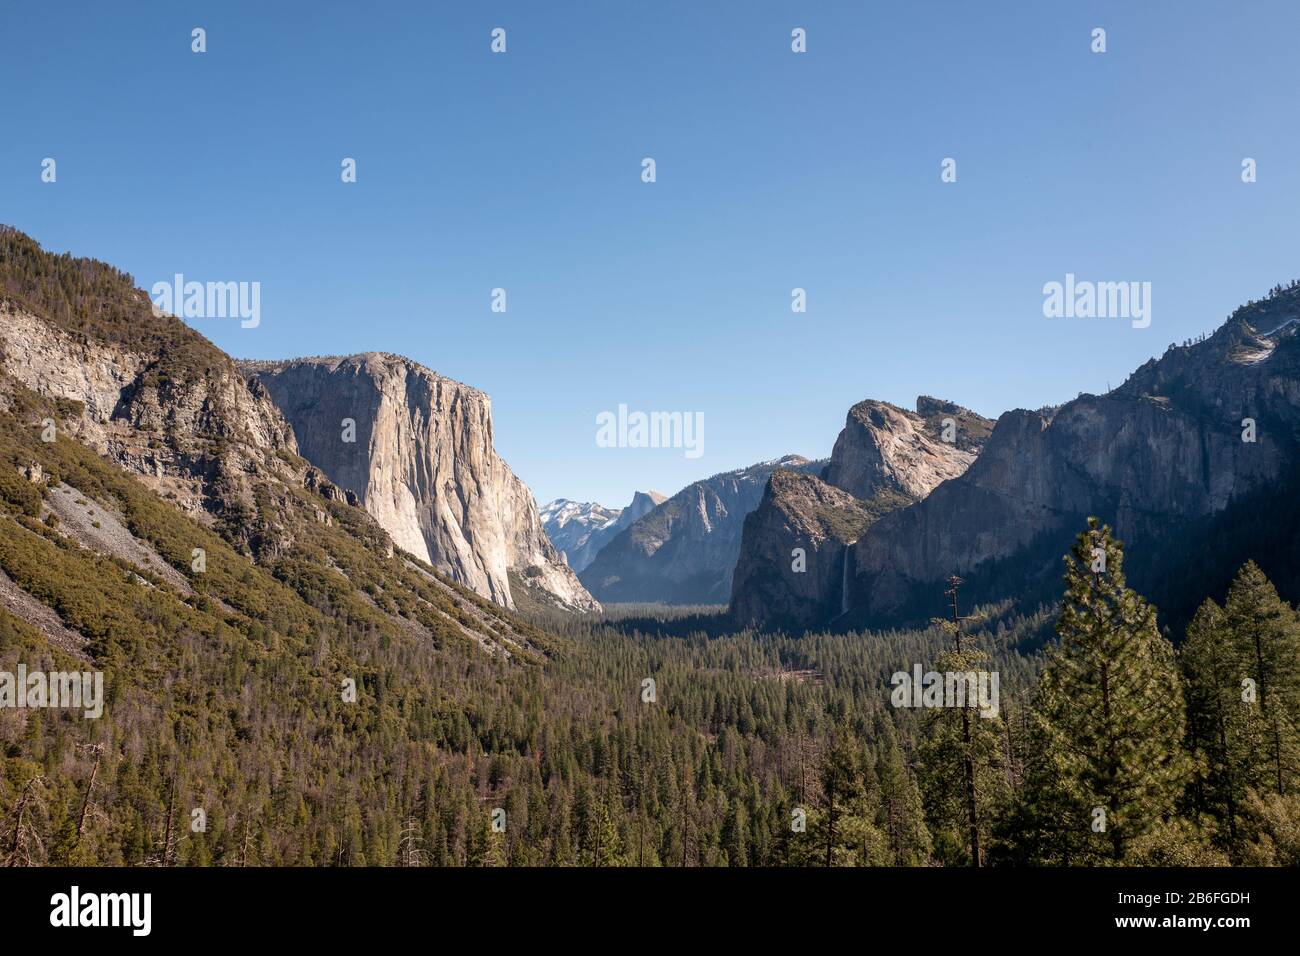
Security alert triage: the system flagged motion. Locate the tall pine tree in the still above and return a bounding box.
[1180,598,1253,856]
[1222,562,1300,797]
[1019,519,1191,863]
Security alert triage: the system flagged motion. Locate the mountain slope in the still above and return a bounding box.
[578,456,819,604]
[0,227,596,865]
[541,490,665,573]
[0,226,591,615]
[0,230,312,560]
[845,289,1300,631]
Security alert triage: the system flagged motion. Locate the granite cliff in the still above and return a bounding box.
[241,355,599,613]
[730,398,993,630]
[846,298,1300,630]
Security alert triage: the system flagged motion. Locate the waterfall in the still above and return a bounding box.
[840,543,855,616]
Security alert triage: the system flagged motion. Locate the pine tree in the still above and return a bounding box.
[873,718,932,865]
[1020,519,1192,863]
[1181,598,1254,856]
[1222,562,1300,796]
[1238,790,1300,865]
[819,738,859,866]
[914,577,1008,865]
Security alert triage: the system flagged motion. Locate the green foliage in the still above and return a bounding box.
[1222,562,1300,796]
[0,467,43,518]
[0,225,225,384]
[1004,519,1197,864]
[0,391,1293,867]
[1181,563,1300,861]
[914,644,1011,866]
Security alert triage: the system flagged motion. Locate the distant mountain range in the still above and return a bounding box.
[541,491,665,573]
[563,396,995,613]
[6,219,1298,643]
[560,285,1300,636]
[576,456,823,605]
[838,292,1300,634]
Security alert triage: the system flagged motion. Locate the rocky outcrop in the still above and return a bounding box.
[730,470,882,630]
[542,490,666,573]
[823,398,986,500]
[0,301,298,540]
[579,456,819,604]
[729,397,993,630]
[0,228,596,613]
[242,354,599,613]
[846,298,1300,629]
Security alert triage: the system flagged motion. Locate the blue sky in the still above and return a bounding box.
[3,1,1298,507]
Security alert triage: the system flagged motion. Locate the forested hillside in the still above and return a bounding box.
[0,227,1296,868]
[1,373,1296,864]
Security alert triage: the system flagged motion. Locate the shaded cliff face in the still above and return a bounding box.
[848,303,1300,630]
[242,355,598,613]
[729,397,992,630]
[541,490,666,573]
[579,456,818,604]
[729,470,885,630]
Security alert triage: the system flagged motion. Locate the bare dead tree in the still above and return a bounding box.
[141,774,180,868]
[4,775,47,867]
[397,819,426,867]
[238,814,253,868]
[75,743,105,845]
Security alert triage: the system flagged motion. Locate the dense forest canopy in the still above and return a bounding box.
[1,229,1297,867]
[1,380,1295,866]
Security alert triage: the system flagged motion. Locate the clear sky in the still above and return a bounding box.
[3,1,1298,507]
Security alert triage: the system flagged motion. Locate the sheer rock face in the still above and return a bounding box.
[729,470,875,630]
[579,456,819,605]
[241,354,598,613]
[848,311,1300,626]
[823,399,984,501]
[729,397,993,630]
[0,302,297,527]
